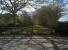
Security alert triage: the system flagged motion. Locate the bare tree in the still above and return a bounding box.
[0,0,27,24]
[36,3,62,29]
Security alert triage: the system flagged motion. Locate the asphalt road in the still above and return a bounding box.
[0,35,68,50]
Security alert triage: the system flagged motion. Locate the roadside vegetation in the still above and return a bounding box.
[0,0,64,36]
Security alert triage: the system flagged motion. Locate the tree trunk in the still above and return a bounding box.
[12,13,16,25]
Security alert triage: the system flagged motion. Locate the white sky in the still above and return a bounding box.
[58,15,68,22]
[57,0,68,22]
[17,5,36,15]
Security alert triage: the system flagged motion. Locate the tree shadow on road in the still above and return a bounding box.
[43,36,68,50]
[0,35,68,50]
[62,48,68,50]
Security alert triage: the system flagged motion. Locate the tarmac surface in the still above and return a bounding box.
[0,35,68,50]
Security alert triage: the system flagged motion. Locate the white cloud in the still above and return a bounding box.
[58,15,68,22]
[17,4,36,16]
[21,5,36,13]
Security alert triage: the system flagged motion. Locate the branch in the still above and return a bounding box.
[16,2,26,11]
